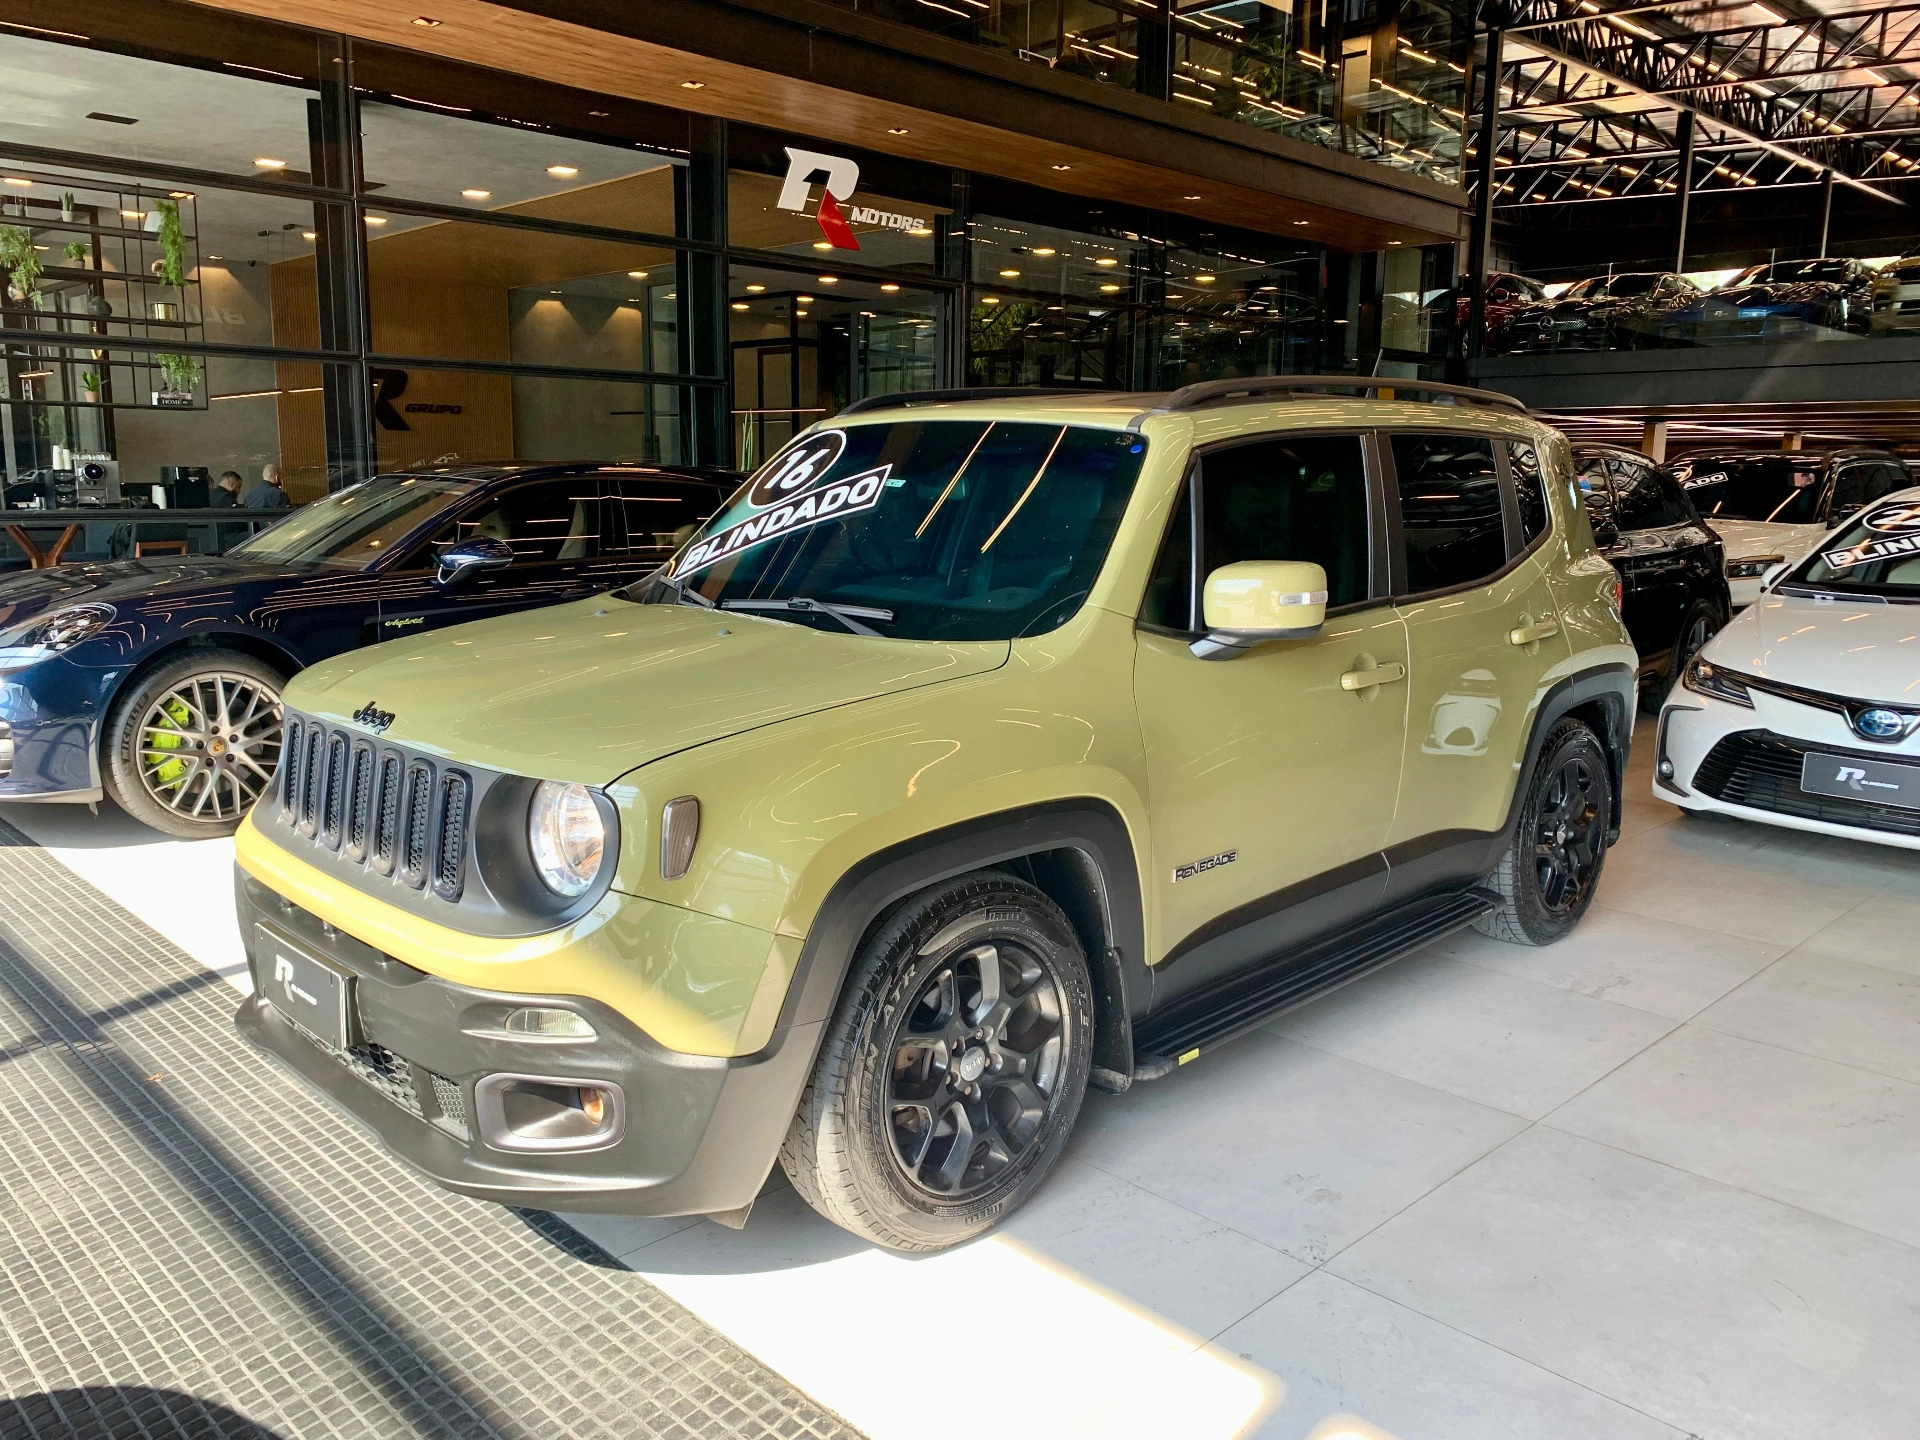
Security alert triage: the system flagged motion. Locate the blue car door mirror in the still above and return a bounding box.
[434,536,515,588]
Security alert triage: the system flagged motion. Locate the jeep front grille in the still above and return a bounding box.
[271,710,472,902]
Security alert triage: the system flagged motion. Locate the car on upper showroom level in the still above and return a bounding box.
[1658,488,1920,849]
[0,461,732,838]
[1498,271,1699,353]
[232,378,1636,1254]
[1868,244,1920,334]
[1660,257,1876,344]
[1444,271,1548,350]
[1670,447,1911,607]
[1572,443,1729,701]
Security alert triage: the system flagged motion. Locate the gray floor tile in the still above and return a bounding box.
[1214,1270,1682,1440]
[1070,1031,1527,1264]
[1266,953,1675,1119]
[1789,890,1920,977]
[1549,1024,1920,1248]
[1696,949,1920,1082]
[1429,901,1787,1020]
[556,1211,704,1261]
[1329,1127,1920,1440]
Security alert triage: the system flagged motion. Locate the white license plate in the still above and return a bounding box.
[258,926,353,1049]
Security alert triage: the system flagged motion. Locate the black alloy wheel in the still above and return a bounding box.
[886,940,1065,1199]
[1476,717,1614,945]
[781,871,1093,1251]
[1532,748,1606,916]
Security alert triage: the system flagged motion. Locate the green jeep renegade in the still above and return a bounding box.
[235,378,1635,1252]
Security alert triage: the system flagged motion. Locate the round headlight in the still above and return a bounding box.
[527,780,606,897]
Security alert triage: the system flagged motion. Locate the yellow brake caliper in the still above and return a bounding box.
[147,696,194,790]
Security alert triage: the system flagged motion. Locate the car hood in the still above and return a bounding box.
[283,598,1012,784]
[1702,517,1830,566]
[0,555,296,631]
[1705,592,1920,706]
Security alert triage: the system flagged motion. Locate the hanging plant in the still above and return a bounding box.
[153,198,188,288]
[156,352,200,394]
[0,225,43,306]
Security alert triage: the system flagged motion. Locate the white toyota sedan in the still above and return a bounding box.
[1657,489,1920,850]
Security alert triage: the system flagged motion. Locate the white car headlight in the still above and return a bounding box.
[527,780,607,897]
[0,603,115,663]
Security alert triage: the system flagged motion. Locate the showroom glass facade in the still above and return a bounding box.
[0,3,1468,505]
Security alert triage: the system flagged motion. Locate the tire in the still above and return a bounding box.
[780,870,1094,1252]
[1475,718,1613,946]
[1660,601,1721,705]
[103,649,288,839]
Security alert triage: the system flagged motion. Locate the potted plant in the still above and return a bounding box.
[154,352,199,404]
[62,240,87,269]
[80,370,102,404]
[60,192,76,223]
[0,225,42,307]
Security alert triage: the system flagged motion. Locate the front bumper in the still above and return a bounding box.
[1657,695,1920,851]
[234,867,820,1216]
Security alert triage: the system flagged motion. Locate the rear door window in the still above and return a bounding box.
[1391,433,1506,593]
[1609,458,1691,531]
[1509,440,1549,546]
[610,479,722,562]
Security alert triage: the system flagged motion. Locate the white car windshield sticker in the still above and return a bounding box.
[676,465,890,576]
[1822,532,1920,571]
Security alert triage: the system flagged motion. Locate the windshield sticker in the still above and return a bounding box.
[1822,532,1920,571]
[677,466,890,576]
[1864,503,1920,535]
[747,430,847,508]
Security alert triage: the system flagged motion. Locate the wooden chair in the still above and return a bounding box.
[134,538,189,558]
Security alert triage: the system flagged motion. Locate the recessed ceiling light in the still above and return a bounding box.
[548,289,561,295]
[546,165,578,177]
[120,209,145,219]
[730,301,749,310]
[411,16,441,26]
[887,127,910,135]
[254,157,287,169]
[1094,257,1118,267]
[364,215,388,225]
[627,270,649,279]
[301,231,316,240]
[861,310,877,317]
[982,296,1000,304]
[1051,163,1072,171]
[812,241,834,250]
[1047,305,1063,311]
[745,283,766,292]
[681,80,706,90]
[207,254,224,260]
[879,283,900,292]
[1387,239,1403,246]
[1293,219,1310,226]
[907,226,933,237]
[1032,247,1056,256]
[999,268,1020,277]
[1195,273,1216,283]
[461,187,490,199]
[798,294,815,303]
[1098,283,1121,293]
[1,178,30,188]
[795,308,809,316]
[588,110,608,117]
[818,275,839,283]
[169,191,193,199]
[1183,194,1203,200]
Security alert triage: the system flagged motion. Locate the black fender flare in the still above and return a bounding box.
[776,799,1150,1076]
[1505,663,1637,844]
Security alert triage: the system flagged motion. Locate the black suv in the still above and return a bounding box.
[1573,444,1730,699]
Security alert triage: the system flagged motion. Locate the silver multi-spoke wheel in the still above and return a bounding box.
[134,670,283,825]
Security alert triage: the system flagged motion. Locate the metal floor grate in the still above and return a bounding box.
[0,821,861,1440]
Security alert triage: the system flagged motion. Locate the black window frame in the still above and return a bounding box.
[1134,429,1389,638]
[390,475,611,573]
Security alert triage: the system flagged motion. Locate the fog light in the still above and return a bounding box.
[473,1072,625,1153]
[1658,759,1674,777]
[500,1006,596,1041]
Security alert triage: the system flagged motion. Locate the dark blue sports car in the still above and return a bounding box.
[0,461,731,837]
[1659,257,1876,344]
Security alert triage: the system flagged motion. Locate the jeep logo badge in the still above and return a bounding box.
[352,700,396,733]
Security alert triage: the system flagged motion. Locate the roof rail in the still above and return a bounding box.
[838,387,1096,416]
[1135,375,1529,422]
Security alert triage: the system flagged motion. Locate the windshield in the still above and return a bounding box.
[1740,260,1850,285]
[227,475,473,570]
[1681,458,1827,525]
[1791,501,1920,598]
[647,420,1148,641]
[1567,273,1658,299]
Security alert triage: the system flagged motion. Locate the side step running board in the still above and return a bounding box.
[1130,889,1495,1079]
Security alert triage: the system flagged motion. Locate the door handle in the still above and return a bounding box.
[1340,661,1407,692]
[1508,616,1561,647]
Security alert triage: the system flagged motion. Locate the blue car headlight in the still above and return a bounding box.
[0,603,116,666]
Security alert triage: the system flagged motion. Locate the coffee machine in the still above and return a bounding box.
[154,466,210,508]
[76,458,121,506]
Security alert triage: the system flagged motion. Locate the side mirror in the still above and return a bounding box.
[1761,559,1792,592]
[1190,561,1328,661]
[433,535,514,588]
[1590,515,1619,549]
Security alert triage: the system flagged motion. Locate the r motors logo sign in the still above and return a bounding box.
[776,146,929,251]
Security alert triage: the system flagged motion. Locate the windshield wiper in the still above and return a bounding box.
[633,571,712,608]
[718,596,894,637]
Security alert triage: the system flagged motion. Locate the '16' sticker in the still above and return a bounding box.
[747,430,847,509]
